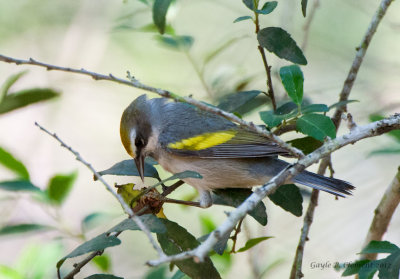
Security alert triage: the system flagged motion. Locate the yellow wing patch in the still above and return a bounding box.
[168,130,237,150]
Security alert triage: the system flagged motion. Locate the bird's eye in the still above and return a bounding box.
[135,137,145,147]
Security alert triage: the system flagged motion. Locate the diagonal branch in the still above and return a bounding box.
[34,122,165,260]
[290,0,394,277]
[331,0,395,129]
[146,114,400,266]
[0,54,303,159]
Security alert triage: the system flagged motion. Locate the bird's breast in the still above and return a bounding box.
[156,152,273,191]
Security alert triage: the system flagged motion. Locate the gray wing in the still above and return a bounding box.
[157,100,290,158]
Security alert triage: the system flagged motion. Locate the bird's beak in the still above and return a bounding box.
[134,154,145,182]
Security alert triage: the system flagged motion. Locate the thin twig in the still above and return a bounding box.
[61,180,182,279]
[253,2,276,111]
[161,180,185,197]
[146,115,400,266]
[0,54,302,158]
[230,217,244,253]
[63,250,104,279]
[273,124,297,136]
[34,123,165,259]
[62,229,125,279]
[360,167,400,261]
[289,0,394,277]
[289,156,329,279]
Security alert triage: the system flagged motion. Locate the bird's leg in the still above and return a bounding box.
[162,190,213,208]
[199,190,213,208]
[163,198,203,208]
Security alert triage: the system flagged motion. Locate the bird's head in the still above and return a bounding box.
[120,95,152,181]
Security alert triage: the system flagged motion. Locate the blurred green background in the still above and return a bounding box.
[0,0,399,278]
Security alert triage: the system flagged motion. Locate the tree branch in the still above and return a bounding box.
[0,54,303,159]
[61,179,182,279]
[34,123,165,260]
[290,0,394,276]
[253,2,276,111]
[146,114,400,266]
[331,0,394,129]
[289,156,329,279]
[360,167,400,261]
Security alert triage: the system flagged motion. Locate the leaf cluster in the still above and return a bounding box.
[341,241,400,279]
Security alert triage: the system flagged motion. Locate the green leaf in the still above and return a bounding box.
[259,110,295,128]
[171,270,186,279]
[0,180,41,192]
[279,65,304,105]
[152,0,172,34]
[0,224,50,236]
[217,90,262,113]
[85,274,123,279]
[107,215,166,234]
[0,147,29,179]
[0,88,59,114]
[342,259,371,276]
[288,136,323,155]
[242,0,255,10]
[57,233,121,269]
[378,250,400,279]
[145,265,167,279]
[296,114,336,141]
[98,159,160,180]
[92,254,111,272]
[268,184,303,216]
[256,1,277,14]
[156,219,221,279]
[212,188,268,226]
[361,240,399,254]
[276,101,298,114]
[301,0,308,17]
[301,104,328,114]
[258,27,307,65]
[46,172,77,205]
[235,94,269,115]
[358,262,379,279]
[156,35,194,51]
[237,236,272,252]
[369,114,400,142]
[233,16,253,23]
[137,23,175,35]
[0,71,28,101]
[328,99,358,111]
[343,242,400,278]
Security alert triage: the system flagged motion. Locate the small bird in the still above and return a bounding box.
[120,95,354,208]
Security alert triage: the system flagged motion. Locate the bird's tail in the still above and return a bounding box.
[294,171,354,197]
